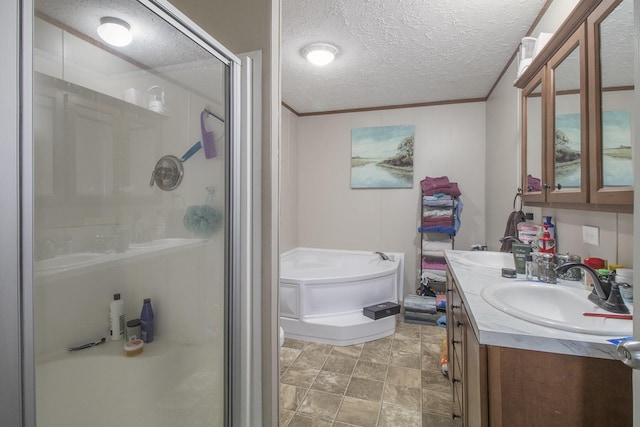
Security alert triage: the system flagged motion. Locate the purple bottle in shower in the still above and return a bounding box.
[140,298,154,343]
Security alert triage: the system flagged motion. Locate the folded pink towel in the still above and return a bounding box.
[420,176,450,193]
[420,176,462,196]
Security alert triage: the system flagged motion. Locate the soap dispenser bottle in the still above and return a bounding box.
[538,225,556,254]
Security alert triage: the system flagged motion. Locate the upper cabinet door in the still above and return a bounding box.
[522,70,546,202]
[588,0,634,205]
[547,25,588,203]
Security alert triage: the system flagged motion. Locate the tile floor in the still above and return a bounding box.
[279,318,462,427]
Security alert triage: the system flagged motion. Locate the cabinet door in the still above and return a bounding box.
[546,25,589,203]
[588,0,634,205]
[521,70,546,202]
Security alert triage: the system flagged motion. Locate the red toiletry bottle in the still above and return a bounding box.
[538,225,556,254]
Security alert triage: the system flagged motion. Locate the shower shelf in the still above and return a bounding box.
[35,238,207,280]
[35,71,170,120]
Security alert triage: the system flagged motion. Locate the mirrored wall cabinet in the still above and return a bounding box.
[515,0,633,212]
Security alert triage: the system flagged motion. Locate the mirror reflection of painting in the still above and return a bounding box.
[351,125,414,189]
[555,113,581,188]
[601,110,632,187]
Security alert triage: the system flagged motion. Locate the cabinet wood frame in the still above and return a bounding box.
[587,0,634,205]
[545,24,589,204]
[521,70,546,203]
[515,0,633,211]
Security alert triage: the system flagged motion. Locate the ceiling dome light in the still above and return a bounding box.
[301,43,339,66]
[97,17,132,47]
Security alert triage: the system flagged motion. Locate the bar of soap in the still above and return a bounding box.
[123,339,144,357]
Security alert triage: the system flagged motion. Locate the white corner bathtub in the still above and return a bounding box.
[280,248,405,346]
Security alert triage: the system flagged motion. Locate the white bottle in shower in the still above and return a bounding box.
[110,293,125,341]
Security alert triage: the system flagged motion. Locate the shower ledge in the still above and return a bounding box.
[34,238,208,280]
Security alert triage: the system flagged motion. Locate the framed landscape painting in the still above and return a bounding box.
[351,124,414,189]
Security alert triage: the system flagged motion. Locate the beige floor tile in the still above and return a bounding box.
[393,337,422,353]
[311,371,351,395]
[390,350,421,369]
[303,342,334,355]
[359,346,391,364]
[291,351,330,370]
[394,327,421,341]
[378,402,422,426]
[280,383,308,412]
[352,360,388,382]
[422,367,450,389]
[287,414,333,427]
[383,383,422,411]
[297,389,343,420]
[421,345,442,370]
[284,338,308,350]
[387,365,421,388]
[280,409,295,427]
[331,343,363,359]
[345,377,385,402]
[281,347,303,367]
[363,336,392,350]
[322,355,357,375]
[334,396,381,427]
[423,389,455,418]
[280,366,320,388]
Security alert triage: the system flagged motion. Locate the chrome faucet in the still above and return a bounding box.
[374,251,391,261]
[555,262,629,314]
[499,235,523,245]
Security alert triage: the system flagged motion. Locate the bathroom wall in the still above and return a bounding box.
[282,103,487,296]
[485,0,634,268]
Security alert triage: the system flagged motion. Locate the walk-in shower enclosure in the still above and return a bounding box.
[3,0,254,425]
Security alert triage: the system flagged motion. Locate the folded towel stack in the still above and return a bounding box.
[420,176,462,197]
[404,294,447,326]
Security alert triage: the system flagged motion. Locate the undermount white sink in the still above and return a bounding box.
[36,253,103,271]
[481,281,632,336]
[458,251,514,270]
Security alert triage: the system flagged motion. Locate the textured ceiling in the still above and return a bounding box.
[282,0,549,114]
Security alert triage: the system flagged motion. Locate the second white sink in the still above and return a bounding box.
[458,251,515,270]
[481,281,632,336]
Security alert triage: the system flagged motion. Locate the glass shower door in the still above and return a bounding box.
[31,1,236,425]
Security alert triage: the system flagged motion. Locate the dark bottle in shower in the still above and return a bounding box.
[140,298,154,343]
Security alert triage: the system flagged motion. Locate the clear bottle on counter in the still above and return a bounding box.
[525,254,535,280]
[140,298,154,343]
[537,253,557,284]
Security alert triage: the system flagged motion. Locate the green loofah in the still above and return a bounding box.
[183,205,220,237]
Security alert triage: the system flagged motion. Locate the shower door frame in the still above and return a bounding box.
[1,0,254,425]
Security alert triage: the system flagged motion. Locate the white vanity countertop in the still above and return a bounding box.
[444,250,631,360]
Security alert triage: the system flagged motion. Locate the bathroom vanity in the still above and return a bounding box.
[445,250,632,426]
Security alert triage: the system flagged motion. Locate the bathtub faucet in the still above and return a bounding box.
[374,251,391,261]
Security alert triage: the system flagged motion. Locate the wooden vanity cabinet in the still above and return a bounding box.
[446,266,632,426]
[446,267,488,426]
